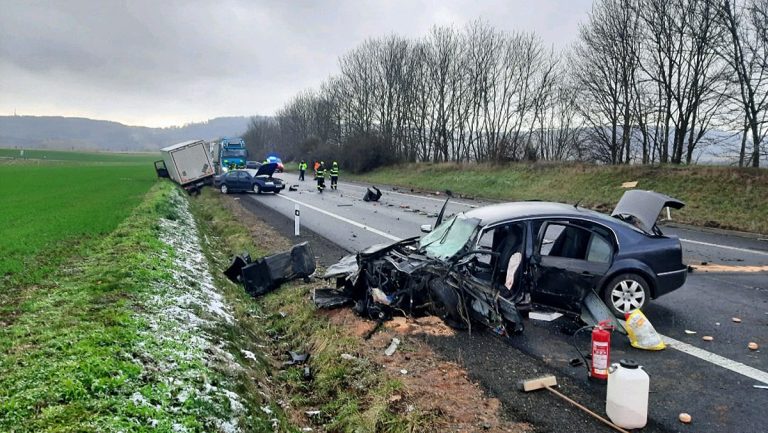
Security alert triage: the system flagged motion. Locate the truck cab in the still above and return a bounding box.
[219,137,248,172]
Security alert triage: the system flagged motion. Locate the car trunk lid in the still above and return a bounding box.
[254,162,278,177]
[611,190,685,233]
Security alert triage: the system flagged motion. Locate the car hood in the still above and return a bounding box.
[611,190,685,233]
[254,162,278,177]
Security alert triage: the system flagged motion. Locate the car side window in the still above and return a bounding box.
[539,223,591,260]
[586,233,612,263]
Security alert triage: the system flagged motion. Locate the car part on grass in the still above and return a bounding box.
[362,186,382,202]
[223,252,252,283]
[313,287,355,309]
[242,242,316,297]
[519,375,630,433]
[283,351,310,366]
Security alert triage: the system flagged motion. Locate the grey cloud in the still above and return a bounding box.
[0,0,592,126]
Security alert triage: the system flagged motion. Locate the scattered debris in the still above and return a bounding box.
[240,242,316,297]
[621,181,639,188]
[625,309,665,350]
[400,204,410,209]
[384,337,401,356]
[748,342,759,350]
[305,410,321,417]
[313,287,354,309]
[362,186,382,202]
[702,336,714,341]
[340,353,356,361]
[223,252,252,283]
[678,413,692,424]
[283,351,309,366]
[570,358,584,367]
[684,330,697,335]
[528,311,564,322]
[715,322,721,326]
[371,288,392,305]
[337,203,353,207]
[400,369,408,375]
[289,185,299,191]
[732,317,742,323]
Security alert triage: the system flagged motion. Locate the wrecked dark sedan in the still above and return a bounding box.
[319,190,686,335]
[216,163,285,194]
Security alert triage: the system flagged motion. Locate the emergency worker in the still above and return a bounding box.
[298,160,307,181]
[330,161,340,190]
[316,162,326,193]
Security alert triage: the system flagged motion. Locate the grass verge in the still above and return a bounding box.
[347,162,768,234]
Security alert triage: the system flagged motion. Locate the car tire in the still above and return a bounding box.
[220,184,228,194]
[603,273,650,318]
[428,279,467,330]
[274,188,281,194]
[253,184,261,194]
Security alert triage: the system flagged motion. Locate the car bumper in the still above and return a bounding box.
[654,267,688,298]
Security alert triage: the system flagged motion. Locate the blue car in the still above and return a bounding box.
[215,163,285,194]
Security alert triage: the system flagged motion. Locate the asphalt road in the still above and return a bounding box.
[241,179,767,433]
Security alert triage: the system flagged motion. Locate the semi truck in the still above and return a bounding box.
[154,139,215,193]
[215,137,248,173]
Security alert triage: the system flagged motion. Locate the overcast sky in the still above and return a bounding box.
[0,0,593,127]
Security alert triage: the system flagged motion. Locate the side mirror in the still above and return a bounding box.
[420,224,432,233]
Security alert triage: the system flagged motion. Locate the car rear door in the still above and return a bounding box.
[528,220,614,312]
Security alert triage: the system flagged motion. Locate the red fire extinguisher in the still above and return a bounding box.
[591,320,613,380]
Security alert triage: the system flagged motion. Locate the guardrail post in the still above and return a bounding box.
[294,204,300,236]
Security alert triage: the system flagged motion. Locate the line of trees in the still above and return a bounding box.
[245,0,768,171]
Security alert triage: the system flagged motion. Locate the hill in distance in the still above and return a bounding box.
[0,115,255,152]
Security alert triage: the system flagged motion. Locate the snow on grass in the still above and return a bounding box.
[131,190,247,432]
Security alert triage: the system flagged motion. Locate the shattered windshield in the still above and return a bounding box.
[419,215,480,261]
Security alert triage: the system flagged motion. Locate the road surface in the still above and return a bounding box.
[240,179,767,433]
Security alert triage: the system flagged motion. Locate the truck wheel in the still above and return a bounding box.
[220,184,228,194]
[253,184,261,194]
[428,279,467,330]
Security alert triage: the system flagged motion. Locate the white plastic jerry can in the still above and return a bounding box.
[606,359,650,429]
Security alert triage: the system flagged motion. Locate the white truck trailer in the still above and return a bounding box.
[154,140,215,193]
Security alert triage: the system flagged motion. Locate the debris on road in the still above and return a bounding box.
[748,342,759,350]
[223,252,252,283]
[528,311,564,321]
[362,186,382,202]
[684,330,697,335]
[702,336,714,341]
[384,337,401,356]
[621,181,638,188]
[678,413,692,424]
[313,287,354,309]
[289,185,299,191]
[732,317,742,323]
[400,369,408,375]
[337,203,352,207]
[625,310,665,350]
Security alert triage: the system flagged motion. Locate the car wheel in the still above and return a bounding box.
[274,188,281,194]
[428,279,467,330]
[253,184,261,194]
[220,184,228,194]
[603,273,650,317]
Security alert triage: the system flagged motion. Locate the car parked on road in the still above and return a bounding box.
[322,190,687,334]
[214,163,285,194]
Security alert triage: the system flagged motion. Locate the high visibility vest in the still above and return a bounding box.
[317,169,326,178]
[300,162,307,170]
[330,166,339,176]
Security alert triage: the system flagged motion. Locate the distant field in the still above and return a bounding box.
[0,147,159,164]
[0,150,157,277]
[349,162,768,234]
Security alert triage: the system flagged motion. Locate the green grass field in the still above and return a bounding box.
[0,148,159,164]
[0,149,158,278]
[349,162,768,234]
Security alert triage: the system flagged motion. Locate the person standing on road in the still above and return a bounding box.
[316,162,326,193]
[298,160,307,181]
[330,161,339,190]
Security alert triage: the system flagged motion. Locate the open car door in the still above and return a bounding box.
[528,221,613,313]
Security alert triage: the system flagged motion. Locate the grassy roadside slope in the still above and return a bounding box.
[347,163,768,234]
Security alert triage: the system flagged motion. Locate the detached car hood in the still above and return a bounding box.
[254,162,278,177]
[611,189,685,233]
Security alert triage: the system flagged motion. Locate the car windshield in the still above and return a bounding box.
[418,214,480,261]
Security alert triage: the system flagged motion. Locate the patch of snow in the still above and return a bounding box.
[241,350,257,361]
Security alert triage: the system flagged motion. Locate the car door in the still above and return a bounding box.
[528,220,614,312]
[235,171,250,191]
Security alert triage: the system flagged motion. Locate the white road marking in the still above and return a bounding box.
[273,192,768,384]
[662,335,768,385]
[680,238,768,257]
[274,194,401,241]
[341,182,478,208]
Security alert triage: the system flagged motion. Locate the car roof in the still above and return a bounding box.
[464,201,627,228]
